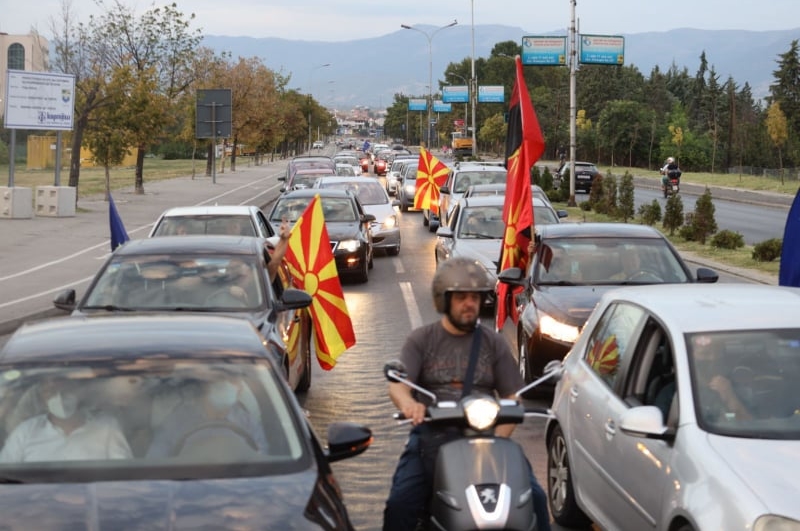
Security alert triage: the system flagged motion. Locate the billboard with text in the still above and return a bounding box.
[579,35,625,65]
[521,36,567,66]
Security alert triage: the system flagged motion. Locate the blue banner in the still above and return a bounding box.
[442,86,468,103]
[521,36,567,66]
[408,99,427,111]
[478,86,505,103]
[579,35,625,65]
[433,101,452,112]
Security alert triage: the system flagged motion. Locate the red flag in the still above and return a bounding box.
[283,195,356,369]
[496,55,546,331]
[413,147,450,214]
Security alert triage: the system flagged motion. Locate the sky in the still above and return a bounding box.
[4,0,800,41]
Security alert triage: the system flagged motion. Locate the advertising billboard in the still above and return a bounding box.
[4,71,75,131]
[521,36,567,66]
[478,85,505,103]
[442,85,468,103]
[408,99,427,111]
[433,100,452,113]
[579,35,625,65]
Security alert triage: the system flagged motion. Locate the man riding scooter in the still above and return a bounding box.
[660,156,682,196]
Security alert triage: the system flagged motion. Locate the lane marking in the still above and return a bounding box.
[0,275,95,309]
[400,281,422,330]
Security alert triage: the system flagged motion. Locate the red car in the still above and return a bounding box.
[359,153,371,174]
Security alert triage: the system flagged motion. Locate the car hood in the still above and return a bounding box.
[534,285,617,326]
[453,240,502,274]
[362,204,396,222]
[325,221,363,241]
[0,472,327,530]
[708,436,800,516]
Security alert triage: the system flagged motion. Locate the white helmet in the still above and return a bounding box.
[666,157,675,164]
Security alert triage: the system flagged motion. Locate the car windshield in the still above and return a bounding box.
[82,253,267,311]
[0,360,307,481]
[458,206,505,239]
[453,171,507,193]
[271,197,356,222]
[535,238,691,285]
[687,330,800,439]
[152,215,256,237]
[319,181,387,205]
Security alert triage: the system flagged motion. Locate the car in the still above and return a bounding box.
[358,152,371,174]
[372,149,393,176]
[283,155,336,184]
[333,154,362,176]
[462,183,567,221]
[555,161,600,193]
[437,162,508,229]
[496,222,719,389]
[266,188,375,283]
[312,140,324,149]
[335,163,357,177]
[148,205,275,238]
[0,314,371,528]
[385,155,417,196]
[280,166,337,192]
[545,283,800,531]
[396,159,420,212]
[313,176,401,256]
[51,236,316,392]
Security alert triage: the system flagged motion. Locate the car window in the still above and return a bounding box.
[457,206,504,238]
[535,205,559,225]
[256,212,274,237]
[319,181,387,205]
[584,302,646,389]
[82,254,267,311]
[320,197,357,221]
[153,215,257,237]
[0,360,307,478]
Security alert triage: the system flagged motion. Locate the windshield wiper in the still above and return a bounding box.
[463,233,496,239]
[81,305,135,311]
[537,280,577,286]
[0,476,27,484]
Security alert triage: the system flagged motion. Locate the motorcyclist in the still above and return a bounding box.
[382,257,552,531]
[660,156,681,190]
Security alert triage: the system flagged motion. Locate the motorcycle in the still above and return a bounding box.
[384,359,561,531]
[662,168,682,198]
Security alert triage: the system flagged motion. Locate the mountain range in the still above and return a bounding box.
[201,26,800,111]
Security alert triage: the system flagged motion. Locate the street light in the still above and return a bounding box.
[308,63,330,151]
[447,72,469,135]
[401,19,457,149]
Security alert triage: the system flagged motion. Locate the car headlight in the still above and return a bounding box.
[463,396,500,431]
[338,239,361,252]
[754,516,800,531]
[538,311,580,343]
[382,215,398,229]
[404,184,416,194]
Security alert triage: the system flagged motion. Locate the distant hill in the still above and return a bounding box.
[201,26,800,110]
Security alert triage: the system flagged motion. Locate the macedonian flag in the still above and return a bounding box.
[496,55,546,331]
[587,334,620,376]
[283,195,356,369]
[413,147,450,215]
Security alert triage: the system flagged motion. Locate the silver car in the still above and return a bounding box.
[546,283,800,531]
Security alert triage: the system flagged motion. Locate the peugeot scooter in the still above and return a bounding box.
[662,168,682,198]
[384,360,561,531]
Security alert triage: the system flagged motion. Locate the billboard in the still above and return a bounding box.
[408,99,427,111]
[433,100,452,113]
[442,85,468,103]
[521,36,567,66]
[478,85,505,103]
[4,71,75,131]
[579,35,625,65]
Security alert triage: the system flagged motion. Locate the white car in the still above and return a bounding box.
[312,140,324,150]
[546,283,800,531]
[148,205,274,238]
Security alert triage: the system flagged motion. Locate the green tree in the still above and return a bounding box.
[769,39,800,135]
[478,113,506,156]
[662,194,684,235]
[690,188,718,244]
[618,171,635,222]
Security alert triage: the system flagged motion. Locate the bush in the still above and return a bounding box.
[638,199,662,226]
[579,201,592,211]
[0,139,8,165]
[690,188,718,244]
[539,167,554,192]
[711,229,745,250]
[662,194,684,235]
[679,212,696,241]
[752,238,782,262]
[618,171,635,222]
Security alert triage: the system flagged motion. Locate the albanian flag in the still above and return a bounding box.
[413,147,450,215]
[283,195,356,369]
[496,55,545,331]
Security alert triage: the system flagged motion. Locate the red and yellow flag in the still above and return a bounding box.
[587,334,620,376]
[413,147,450,214]
[496,55,546,331]
[283,195,356,369]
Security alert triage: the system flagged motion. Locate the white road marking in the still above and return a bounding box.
[400,282,422,330]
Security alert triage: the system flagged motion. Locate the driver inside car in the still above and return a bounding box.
[146,375,268,458]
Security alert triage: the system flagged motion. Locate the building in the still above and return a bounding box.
[0,32,50,108]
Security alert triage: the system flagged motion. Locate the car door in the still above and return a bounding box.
[438,169,456,226]
[564,302,648,529]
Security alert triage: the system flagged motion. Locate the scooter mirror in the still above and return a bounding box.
[384,360,408,382]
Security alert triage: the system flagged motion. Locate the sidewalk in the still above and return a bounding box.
[0,160,288,335]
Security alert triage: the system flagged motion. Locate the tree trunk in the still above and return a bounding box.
[134,145,146,194]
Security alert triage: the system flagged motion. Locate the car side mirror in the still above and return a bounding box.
[439,185,451,195]
[497,267,526,287]
[326,422,372,463]
[556,209,568,219]
[362,213,376,223]
[276,288,312,311]
[696,267,719,283]
[53,289,77,312]
[436,227,453,238]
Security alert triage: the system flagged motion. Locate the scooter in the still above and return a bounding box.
[384,360,560,531]
[662,168,682,198]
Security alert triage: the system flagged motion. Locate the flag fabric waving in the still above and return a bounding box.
[282,195,356,369]
[413,147,450,215]
[108,193,130,252]
[496,55,546,331]
[779,187,800,287]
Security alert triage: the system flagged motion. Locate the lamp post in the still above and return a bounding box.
[470,0,477,157]
[447,72,469,135]
[401,20,457,149]
[308,63,330,152]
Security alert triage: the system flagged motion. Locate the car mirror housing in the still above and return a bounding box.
[276,288,312,311]
[53,289,77,312]
[618,406,672,440]
[326,421,372,463]
[696,267,719,283]
[497,267,526,287]
[436,227,453,238]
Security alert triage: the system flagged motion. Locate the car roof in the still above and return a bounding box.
[0,314,269,363]
[158,205,259,217]
[114,235,266,256]
[598,284,800,333]
[314,176,382,186]
[277,188,354,199]
[536,222,666,239]
[459,195,507,208]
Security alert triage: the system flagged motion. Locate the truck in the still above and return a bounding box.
[450,130,474,157]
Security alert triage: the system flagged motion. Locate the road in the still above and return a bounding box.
[0,156,775,530]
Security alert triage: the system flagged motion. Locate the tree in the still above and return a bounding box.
[618,171,635,222]
[477,113,506,156]
[690,188,718,244]
[769,39,800,135]
[766,101,789,183]
[662,194,684,236]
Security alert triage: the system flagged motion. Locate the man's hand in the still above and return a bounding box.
[401,402,427,426]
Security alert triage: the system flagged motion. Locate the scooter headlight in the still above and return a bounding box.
[463,396,500,431]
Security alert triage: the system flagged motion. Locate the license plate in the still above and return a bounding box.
[672,185,679,191]
[577,175,590,180]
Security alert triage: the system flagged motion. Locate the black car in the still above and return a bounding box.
[267,188,375,283]
[556,161,601,193]
[497,222,719,392]
[52,236,316,392]
[0,314,371,529]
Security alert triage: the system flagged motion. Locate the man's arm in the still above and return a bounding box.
[266,220,291,282]
[389,382,427,426]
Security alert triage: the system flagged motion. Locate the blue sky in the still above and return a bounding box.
[4,0,800,41]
